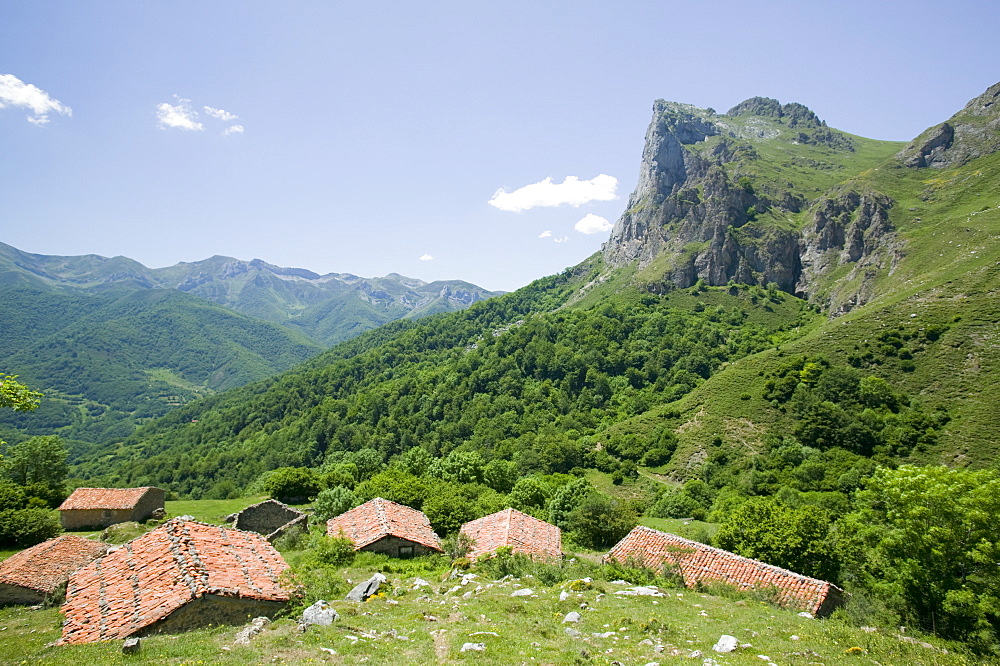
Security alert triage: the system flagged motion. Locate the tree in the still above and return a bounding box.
[0,374,41,447]
[0,374,42,412]
[837,466,1000,647]
[1,435,69,490]
[260,466,320,503]
[715,497,837,582]
[423,486,478,536]
[353,468,429,509]
[566,494,637,550]
[311,486,357,522]
[507,476,550,512]
[547,477,594,529]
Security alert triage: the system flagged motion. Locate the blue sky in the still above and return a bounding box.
[2,1,997,292]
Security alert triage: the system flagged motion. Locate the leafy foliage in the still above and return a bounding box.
[837,466,1000,649]
[714,496,837,581]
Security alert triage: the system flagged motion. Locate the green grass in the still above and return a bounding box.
[164,496,269,524]
[1,554,987,665]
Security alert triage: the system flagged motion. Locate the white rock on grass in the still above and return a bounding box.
[301,600,339,627]
[563,612,582,623]
[614,586,664,597]
[511,588,534,597]
[712,635,738,653]
[461,642,485,652]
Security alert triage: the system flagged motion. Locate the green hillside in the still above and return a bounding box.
[0,286,323,449]
[4,84,998,654]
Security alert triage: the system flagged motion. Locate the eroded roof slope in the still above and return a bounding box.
[57,487,157,511]
[0,535,108,596]
[326,497,441,551]
[60,518,291,644]
[605,526,843,616]
[460,508,562,560]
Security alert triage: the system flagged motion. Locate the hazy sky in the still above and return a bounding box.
[2,1,997,292]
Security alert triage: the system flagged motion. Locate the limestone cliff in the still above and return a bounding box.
[602,83,1000,310]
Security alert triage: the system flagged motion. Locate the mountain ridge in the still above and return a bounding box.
[0,241,502,346]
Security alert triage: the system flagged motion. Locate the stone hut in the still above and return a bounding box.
[604,526,845,616]
[0,535,108,605]
[57,487,165,530]
[59,518,292,645]
[228,499,307,543]
[459,508,562,560]
[326,497,442,558]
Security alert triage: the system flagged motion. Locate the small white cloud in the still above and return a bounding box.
[0,74,72,125]
[204,105,239,122]
[489,174,618,212]
[553,236,569,243]
[419,254,434,261]
[156,96,203,131]
[539,230,552,238]
[574,213,612,235]
[223,124,244,136]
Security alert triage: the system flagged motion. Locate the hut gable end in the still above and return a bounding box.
[326,498,442,557]
[460,508,562,560]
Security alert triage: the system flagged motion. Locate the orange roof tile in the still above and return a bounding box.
[0,535,108,596]
[59,518,291,645]
[326,498,442,552]
[57,487,159,511]
[604,526,842,616]
[460,508,562,560]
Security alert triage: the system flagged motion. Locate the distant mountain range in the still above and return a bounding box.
[0,242,501,448]
[0,243,502,346]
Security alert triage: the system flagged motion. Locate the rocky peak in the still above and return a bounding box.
[727,97,825,128]
[897,81,1000,168]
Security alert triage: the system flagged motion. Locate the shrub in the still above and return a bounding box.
[566,494,637,550]
[0,507,62,547]
[260,467,320,503]
[311,486,357,523]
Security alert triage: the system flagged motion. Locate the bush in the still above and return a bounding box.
[311,486,357,523]
[566,494,637,550]
[0,507,62,547]
[260,467,320,503]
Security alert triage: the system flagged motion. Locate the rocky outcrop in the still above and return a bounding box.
[897,81,1000,168]
[603,99,824,295]
[797,189,898,310]
[602,84,999,309]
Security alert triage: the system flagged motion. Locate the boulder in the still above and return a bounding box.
[301,600,339,627]
[712,635,738,653]
[345,573,387,602]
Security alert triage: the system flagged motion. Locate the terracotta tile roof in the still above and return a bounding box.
[604,526,843,616]
[59,518,291,645]
[57,487,158,511]
[460,508,562,560]
[326,498,442,552]
[0,535,108,596]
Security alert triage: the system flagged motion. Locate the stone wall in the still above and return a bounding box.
[362,535,438,558]
[60,508,133,530]
[0,583,44,606]
[137,593,287,637]
[129,488,165,522]
[234,500,305,537]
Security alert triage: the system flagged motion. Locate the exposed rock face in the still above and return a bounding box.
[603,83,1000,310]
[797,189,898,311]
[897,81,1000,168]
[603,99,813,294]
